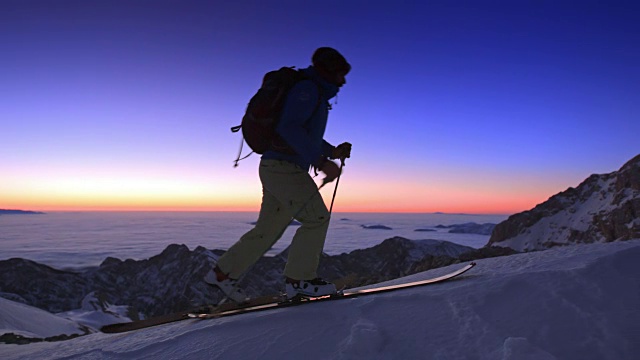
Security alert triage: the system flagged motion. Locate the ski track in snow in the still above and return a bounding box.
[1,240,639,360]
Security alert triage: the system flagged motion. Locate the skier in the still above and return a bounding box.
[205,47,352,302]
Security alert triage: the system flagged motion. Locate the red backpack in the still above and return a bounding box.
[231,67,320,167]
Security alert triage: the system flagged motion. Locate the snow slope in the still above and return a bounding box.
[489,154,639,251]
[496,175,623,251]
[0,298,88,339]
[56,292,133,331]
[1,240,639,360]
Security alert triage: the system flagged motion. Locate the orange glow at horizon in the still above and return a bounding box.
[1,166,559,215]
[5,202,534,215]
[1,190,261,212]
[3,184,545,215]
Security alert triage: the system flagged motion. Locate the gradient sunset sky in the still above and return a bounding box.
[1,0,638,214]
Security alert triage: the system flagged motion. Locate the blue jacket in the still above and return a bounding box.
[261,66,338,170]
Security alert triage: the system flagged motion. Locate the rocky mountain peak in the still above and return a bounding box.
[0,237,480,319]
[488,154,639,251]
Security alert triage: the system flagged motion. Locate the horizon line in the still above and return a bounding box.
[1,208,513,216]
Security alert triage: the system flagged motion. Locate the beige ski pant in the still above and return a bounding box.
[216,159,330,280]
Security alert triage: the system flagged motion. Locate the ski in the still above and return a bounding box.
[101,262,475,333]
[100,294,283,333]
[188,262,476,320]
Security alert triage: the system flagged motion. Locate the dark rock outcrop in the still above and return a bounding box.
[1,237,493,319]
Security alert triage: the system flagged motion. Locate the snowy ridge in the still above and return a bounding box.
[56,292,133,331]
[495,176,616,250]
[1,240,638,359]
[489,154,640,251]
[0,292,130,344]
[0,297,90,341]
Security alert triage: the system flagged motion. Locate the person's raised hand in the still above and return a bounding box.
[332,142,352,162]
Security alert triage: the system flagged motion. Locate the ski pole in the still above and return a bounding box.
[327,159,344,215]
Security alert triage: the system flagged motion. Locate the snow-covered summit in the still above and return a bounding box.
[0,291,132,345]
[489,154,640,251]
[0,297,90,344]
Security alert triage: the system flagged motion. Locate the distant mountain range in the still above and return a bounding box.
[0,209,45,215]
[0,236,512,325]
[433,222,496,235]
[488,154,640,251]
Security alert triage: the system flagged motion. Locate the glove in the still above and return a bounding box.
[331,142,352,161]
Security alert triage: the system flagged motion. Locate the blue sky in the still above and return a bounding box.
[1,0,638,213]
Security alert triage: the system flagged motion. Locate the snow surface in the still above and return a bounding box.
[0,298,87,339]
[1,239,639,360]
[56,292,133,331]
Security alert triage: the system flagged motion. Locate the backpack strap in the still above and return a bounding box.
[231,125,253,167]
